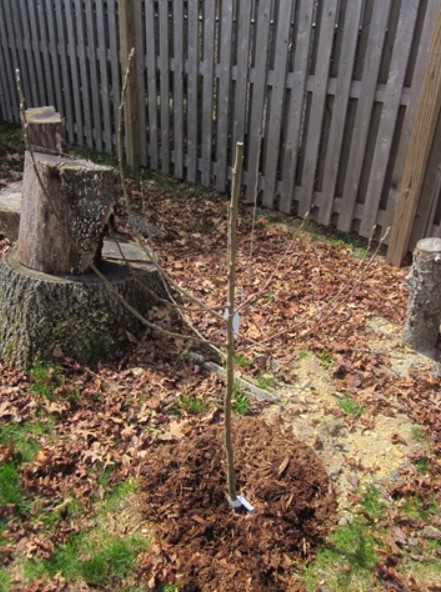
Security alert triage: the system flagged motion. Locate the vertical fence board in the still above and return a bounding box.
[64,0,84,144]
[26,0,46,103]
[387,0,440,224]
[74,0,92,146]
[279,0,314,213]
[201,0,216,186]
[8,0,31,107]
[318,0,364,225]
[36,0,55,106]
[45,0,64,120]
[337,0,392,232]
[85,0,103,151]
[173,0,184,177]
[108,0,120,144]
[0,0,15,120]
[96,0,113,151]
[145,0,158,169]
[158,0,170,173]
[232,0,252,150]
[133,0,148,165]
[297,0,339,217]
[246,0,271,202]
[262,0,293,208]
[187,0,199,182]
[215,0,234,190]
[18,0,40,105]
[360,0,419,237]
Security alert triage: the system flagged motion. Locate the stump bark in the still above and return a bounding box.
[0,250,163,367]
[403,237,441,355]
[17,152,115,275]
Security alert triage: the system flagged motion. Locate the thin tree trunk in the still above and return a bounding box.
[225,142,243,504]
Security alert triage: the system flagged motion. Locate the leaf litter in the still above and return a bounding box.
[0,155,440,590]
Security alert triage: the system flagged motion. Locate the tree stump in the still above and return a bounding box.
[0,106,166,367]
[403,237,441,355]
[25,106,66,153]
[0,250,163,367]
[17,152,115,275]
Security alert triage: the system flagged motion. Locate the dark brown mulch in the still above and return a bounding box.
[139,416,337,592]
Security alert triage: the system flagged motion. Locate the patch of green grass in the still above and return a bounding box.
[30,363,63,399]
[26,532,146,586]
[0,421,53,464]
[337,396,364,417]
[359,485,385,521]
[0,463,26,511]
[298,349,310,360]
[302,520,377,592]
[411,425,428,444]
[415,456,430,475]
[255,372,277,391]
[233,354,251,370]
[319,349,335,370]
[37,497,84,532]
[0,568,10,592]
[180,395,209,415]
[231,383,250,415]
[401,495,439,522]
[102,479,137,514]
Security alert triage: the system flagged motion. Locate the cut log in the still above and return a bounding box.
[0,250,164,368]
[403,237,441,355]
[17,152,116,275]
[25,106,66,153]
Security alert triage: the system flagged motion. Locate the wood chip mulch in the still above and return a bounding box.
[139,416,337,592]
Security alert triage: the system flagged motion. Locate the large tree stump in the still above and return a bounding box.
[403,237,441,355]
[17,152,115,275]
[0,250,163,367]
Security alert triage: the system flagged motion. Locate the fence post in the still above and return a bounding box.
[386,8,441,267]
[118,0,139,167]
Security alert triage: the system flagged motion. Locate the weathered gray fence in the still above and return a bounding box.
[0,0,440,252]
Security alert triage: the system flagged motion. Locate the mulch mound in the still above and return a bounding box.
[139,417,337,592]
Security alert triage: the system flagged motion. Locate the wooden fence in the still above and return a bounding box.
[0,0,440,256]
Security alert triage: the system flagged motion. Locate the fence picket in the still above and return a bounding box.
[187,0,199,183]
[0,0,15,120]
[245,0,271,203]
[337,0,392,232]
[45,0,64,120]
[279,0,314,214]
[297,0,339,218]
[96,0,113,151]
[26,0,46,104]
[145,0,158,169]
[262,0,294,208]
[360,0,419,237]
[172,0,184,178]
[36,0,54,106]
[318,0,364,226]
[201,0,216,186]
[158,0,170,173]
[84,0,103,151]
[215,0,234,190]
[74,0,92,146]
[65,0,84,144]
